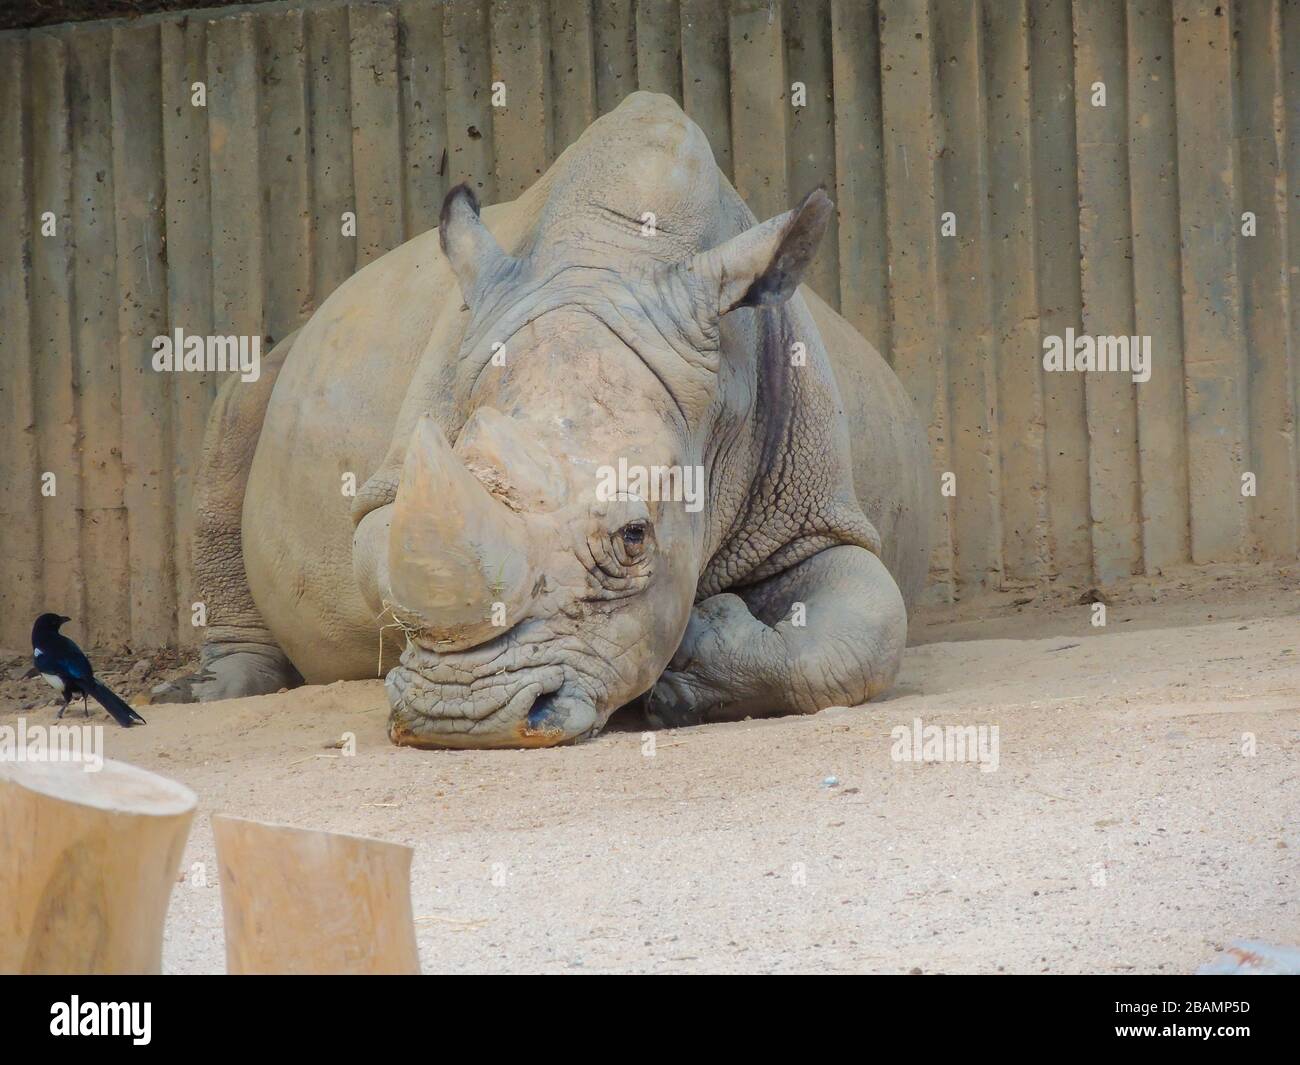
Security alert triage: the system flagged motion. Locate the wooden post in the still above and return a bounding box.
[212,815,420,975]
[0,758,197,974]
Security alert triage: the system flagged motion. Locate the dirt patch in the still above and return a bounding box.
[2,561,1297,973]
[911,558,1300,645]
[0,644,195,714]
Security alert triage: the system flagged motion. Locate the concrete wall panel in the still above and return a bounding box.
[1,0,1296,647]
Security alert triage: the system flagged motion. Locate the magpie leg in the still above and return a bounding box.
[83,692,92,718]
[57,695,69,720]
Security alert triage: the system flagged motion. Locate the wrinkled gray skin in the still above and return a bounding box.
[159,93,931,748]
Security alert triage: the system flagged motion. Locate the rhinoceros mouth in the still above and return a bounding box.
[384,641,602,749]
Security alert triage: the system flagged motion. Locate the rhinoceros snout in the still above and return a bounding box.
[384,638,602,749]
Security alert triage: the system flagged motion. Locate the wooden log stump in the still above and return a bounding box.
[211,815,420,974]
[0,758,197,974]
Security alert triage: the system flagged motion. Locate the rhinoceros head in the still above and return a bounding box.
[381,181,832,747]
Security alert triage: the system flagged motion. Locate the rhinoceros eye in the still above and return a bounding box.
[618,521,648,559]
[585,516,654,592]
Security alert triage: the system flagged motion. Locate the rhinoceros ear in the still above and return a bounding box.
[682,187,833,317]
[439,183,512,305]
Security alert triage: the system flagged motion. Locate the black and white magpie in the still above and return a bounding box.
[29,613,146,728]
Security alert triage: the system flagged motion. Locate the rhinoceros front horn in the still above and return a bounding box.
[387,414,538,647]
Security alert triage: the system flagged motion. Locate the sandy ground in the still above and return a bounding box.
[2,561,1298,973]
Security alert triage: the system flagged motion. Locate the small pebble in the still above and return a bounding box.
[823,775,840,788]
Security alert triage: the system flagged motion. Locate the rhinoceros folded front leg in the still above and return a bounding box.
[644,546,907,728]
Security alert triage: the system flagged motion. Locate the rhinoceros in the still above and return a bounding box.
[167,92,931,748]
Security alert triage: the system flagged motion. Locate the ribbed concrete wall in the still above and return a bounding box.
[1,0,1297,649]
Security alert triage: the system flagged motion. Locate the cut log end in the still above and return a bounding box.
[0,758,197,975]
[212,814,420,975]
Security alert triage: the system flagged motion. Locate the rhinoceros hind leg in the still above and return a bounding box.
[153,643,303,704]
[155,331,302,704]
[644,546,907,728]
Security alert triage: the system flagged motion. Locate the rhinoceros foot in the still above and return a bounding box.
[643,673,714,729]
[152,643,303,704]
[642,594,761,728]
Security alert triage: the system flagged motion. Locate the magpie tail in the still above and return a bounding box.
[86,678,147,727]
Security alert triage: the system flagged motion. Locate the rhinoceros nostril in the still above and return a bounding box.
[525,691,561,730]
